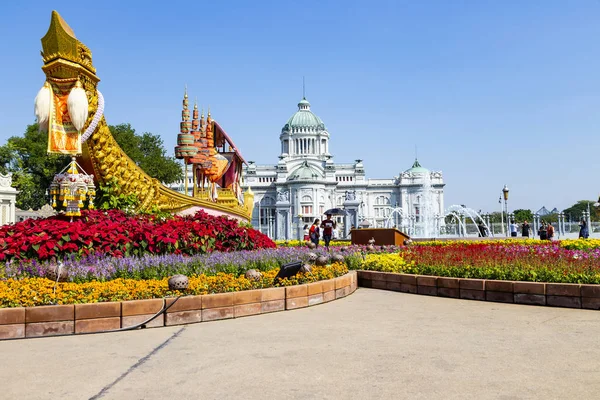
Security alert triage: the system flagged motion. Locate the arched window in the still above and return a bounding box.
[301,195,312,202]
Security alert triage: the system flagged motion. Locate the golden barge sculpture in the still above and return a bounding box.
[35,11,254,221]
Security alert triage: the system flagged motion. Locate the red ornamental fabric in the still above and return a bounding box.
[221,155,237,189]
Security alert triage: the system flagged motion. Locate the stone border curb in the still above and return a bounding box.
[358,271,600,310]
[0,271,357,340]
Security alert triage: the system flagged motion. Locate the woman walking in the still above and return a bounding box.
[309,219,321,247]
[579,219,589,239]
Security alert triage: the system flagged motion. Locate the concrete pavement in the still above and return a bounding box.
[2,288,600,399]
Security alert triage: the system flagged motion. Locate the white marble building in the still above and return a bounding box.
[239,97,445,240]
[0,173,18,225]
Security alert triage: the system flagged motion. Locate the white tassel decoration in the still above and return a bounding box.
[34,81,52,132]
[67,80,89,131]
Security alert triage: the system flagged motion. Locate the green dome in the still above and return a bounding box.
[288,161,322,181]
[282,98,326,131]
[405,159,429,174]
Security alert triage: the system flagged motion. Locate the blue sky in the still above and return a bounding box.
[1,0,599,213]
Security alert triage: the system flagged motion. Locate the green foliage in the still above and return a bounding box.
[238,220,254,229]
[512,209,533,223]
[0,124,69,209]
[563,200,600,222]
[109,124,183,184]
[94,178,140,213]
[344,252,366,271]
[141,205,175,220]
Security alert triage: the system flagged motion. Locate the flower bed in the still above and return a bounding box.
[355,241,600,284]
[275,240,352,247]
[2,247,362,282]
[0,263,349,308]
[3,238,600,311]
[0,270,358,339]
[0,210,275,262]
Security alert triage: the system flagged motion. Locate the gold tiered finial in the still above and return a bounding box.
[41,10,96,75]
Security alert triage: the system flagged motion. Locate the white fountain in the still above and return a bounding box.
[443,205,492,238]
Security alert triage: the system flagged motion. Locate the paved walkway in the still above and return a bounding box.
[2,289,600,399]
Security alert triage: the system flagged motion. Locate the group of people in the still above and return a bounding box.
[533,220,554,240]
[477,218,591,240]
[528,219,590,240]
[304,214,337,250]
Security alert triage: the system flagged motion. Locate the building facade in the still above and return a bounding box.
[0,173,17,226]
[239,97,446,240]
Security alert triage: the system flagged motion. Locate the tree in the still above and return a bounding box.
[563,200,600,222]
[109,124,182,184]
[512,209,533,223]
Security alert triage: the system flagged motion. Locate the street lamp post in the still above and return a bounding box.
[499,195,505,236]
[587,202,593,237]
[502,185,509,237]
[582,204,592,238]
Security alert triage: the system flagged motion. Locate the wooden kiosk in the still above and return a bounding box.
[350,228,410,246]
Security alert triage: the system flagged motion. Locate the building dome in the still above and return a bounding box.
[288,161,322,181]
[405,159,429,175]
[282,98,326,132]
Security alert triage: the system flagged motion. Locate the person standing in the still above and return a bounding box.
[320,214,337,250]
[579,219,589,239]
[509,220,518,237]
[309,219,321,247]
[547,222,555,240]
[522,221,530,238]
[303,224,310,242]
[477,221,486,237]
[538,221,548,240]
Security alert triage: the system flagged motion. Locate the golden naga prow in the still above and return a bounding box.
[36,11,254,220]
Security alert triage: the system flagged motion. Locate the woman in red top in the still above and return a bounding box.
[303,224,310,241]
[320,214,336,250]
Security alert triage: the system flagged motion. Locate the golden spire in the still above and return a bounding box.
[41,10,96,75]
[192,97,199,130]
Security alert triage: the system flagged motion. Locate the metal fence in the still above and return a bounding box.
[441,222,599,238]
